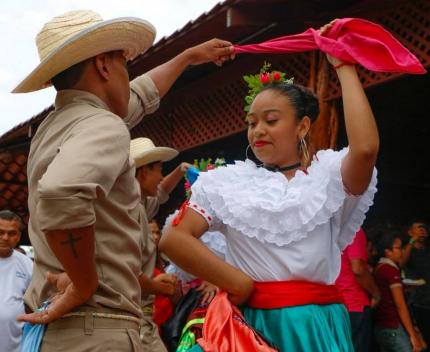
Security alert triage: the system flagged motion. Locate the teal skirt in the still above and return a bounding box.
[189,303,354,352]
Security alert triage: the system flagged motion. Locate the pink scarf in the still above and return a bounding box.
[234,18,425,74]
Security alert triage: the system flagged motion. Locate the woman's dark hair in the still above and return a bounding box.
[260,83,320,123]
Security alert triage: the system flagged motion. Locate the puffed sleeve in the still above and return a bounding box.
[313,148,378,250]
[188,172,225,232]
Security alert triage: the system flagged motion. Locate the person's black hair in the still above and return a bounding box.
[405,218,429,246]
[51,59,90,91]
[146,160,162,168]
[259,83,320,123]
[135,160,162,176]
[407,218,427,229]
[0,210,24,231]
[51,51,123,91]
[376,232,401,259]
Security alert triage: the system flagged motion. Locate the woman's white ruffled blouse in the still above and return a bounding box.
[188,148,377,284]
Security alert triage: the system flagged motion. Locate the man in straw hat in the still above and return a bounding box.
[15,9,234,351]
[129,137,189,351]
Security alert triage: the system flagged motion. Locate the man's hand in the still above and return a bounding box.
[370,295,381,308]
[415,327,427,351]
[17,272,90,324]
[184,38,235,66]
[161,162,194,194]
[179,162,193,174]
[153,273,177,296]
[146,38,235,98]
[411,331,425,352]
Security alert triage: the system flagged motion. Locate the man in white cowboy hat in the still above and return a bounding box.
[15,9,234,351]
[129,137,190,351]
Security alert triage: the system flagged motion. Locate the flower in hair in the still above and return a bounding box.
[260,73,270,84]
[243,62,294,112]
[272,71,281,81]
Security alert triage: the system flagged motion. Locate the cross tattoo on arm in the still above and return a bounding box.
[60,232,83,258]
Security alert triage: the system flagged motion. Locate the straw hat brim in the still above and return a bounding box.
[12,17,156,93]
[134,147,179,169]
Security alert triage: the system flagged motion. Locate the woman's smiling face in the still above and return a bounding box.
[247,88,309,167]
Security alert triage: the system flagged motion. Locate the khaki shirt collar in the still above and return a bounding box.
[55,89,110,111]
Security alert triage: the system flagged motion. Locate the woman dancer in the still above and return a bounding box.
[160,23,379,351]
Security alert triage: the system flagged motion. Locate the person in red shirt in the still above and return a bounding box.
[335,228,381,351]
[374,232,426,352]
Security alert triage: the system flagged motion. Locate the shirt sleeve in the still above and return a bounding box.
[384,265,402,288]
[345,228,368,261]
[387,268,402,287]
[125,74,160,129]
[315,148,377,250]
[188,176,224,232]
[36,113,130,231]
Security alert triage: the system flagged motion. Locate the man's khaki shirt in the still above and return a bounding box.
[25,75,159,318]
[140,189,169,311]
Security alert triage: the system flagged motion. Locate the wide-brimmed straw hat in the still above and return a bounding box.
[12,10,156,93]
[130,138,178,168]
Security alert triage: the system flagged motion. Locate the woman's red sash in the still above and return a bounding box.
[248,280,344,309]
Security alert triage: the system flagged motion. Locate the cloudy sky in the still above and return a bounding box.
[0,0,221,135]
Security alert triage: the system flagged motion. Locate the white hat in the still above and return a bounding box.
[13,10,156,93]
[130,138,178,168]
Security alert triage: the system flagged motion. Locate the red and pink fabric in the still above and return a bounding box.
[234,18,426,74]
[197,291,278,352]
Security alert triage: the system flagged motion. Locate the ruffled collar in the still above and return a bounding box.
[192,148,377,247]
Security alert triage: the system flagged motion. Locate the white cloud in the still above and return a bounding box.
[0,0,221,135]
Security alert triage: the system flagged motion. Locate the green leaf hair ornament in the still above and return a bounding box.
[243,62,294,113]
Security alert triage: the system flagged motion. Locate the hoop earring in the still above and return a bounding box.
[300,138,309,165]
[245,144,253,160]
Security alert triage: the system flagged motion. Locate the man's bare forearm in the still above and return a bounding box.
[399,243,414,267]
[146,51,192,99]
[146,39,234,98]
[160,164,186,194]
[138,274,174,295]
[45,225,98,300]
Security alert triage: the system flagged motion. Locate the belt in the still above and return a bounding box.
[48,310,141,333]
[248,280,344,309]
